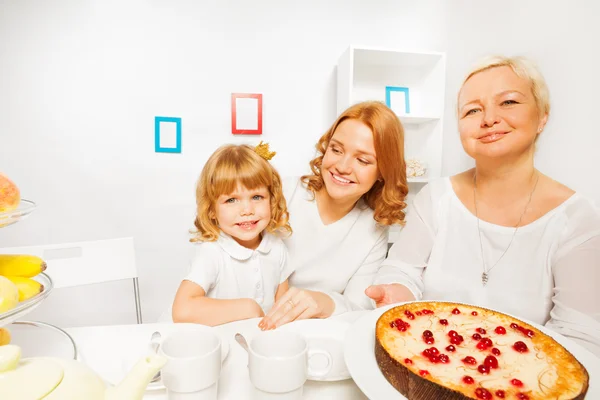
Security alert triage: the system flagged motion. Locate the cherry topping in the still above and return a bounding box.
[495,326,506,335]
[495,390,506,398]
[481,338,493,347]
[439,319,448,326]
[445,345,456,352]
[477,364,490,374]
[462,356,477,365]
[526,329,535,338]
[438,354,450,363]
[471,311,478,316]
[448,330,458,338]
[474,387,492,400]
[462,375,474,384]
[404,358,413,364]
[423,330,433,338]
[415,311,423,316]
[422,309,433,315]
[424,337,435,345]
[476,342,487,350]
[517,394,529,400]
[404,310,415,320]
[491,347,501,356]
[472,333,482,341]
[419,370,429,377]
[430,347,439,355]
[484,355,498,369]
[450,335,464,345]
[452,308,461,314]
[510,323,519,329]
[393,318,410,332]
[513,341,528,353]
[511,378,523,387]
[476,328,486,334]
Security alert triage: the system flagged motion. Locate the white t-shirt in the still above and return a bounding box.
[283,177,389,314]
[376,177,600,357]
[184,232,292,313]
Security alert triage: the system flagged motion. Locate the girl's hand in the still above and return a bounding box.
[258,287,334,330]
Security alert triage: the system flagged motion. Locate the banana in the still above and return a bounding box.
[4,276,43,302]
[0,328,10,346]
[0,276,18,313]
[0,254,46,278]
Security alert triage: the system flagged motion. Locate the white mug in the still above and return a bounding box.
[159,328,221,399]
[247,330,332,396]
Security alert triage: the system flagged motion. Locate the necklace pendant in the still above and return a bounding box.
[481,272,489,286]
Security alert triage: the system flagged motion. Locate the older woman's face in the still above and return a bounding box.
[457,66,547,161]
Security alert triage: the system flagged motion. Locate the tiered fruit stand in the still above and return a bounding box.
[0,200,78,359]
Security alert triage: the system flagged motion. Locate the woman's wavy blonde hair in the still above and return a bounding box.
[301,101,408,226]
[191,144,292,242]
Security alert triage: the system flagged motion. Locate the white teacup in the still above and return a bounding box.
[159,328,222,399]
[248,330,332,398]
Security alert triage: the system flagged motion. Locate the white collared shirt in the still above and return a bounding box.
[184,232,291,313]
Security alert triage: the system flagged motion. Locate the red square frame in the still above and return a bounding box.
[231,93,263,135]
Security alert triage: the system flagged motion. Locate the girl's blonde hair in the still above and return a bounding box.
[191,144,292,242]
[458,55,550,117]
[302,101,408,226]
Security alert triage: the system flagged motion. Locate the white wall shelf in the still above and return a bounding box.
[337,45,446,184]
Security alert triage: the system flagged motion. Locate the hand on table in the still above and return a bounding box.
[365,283,415,308]
[258,287,334,330]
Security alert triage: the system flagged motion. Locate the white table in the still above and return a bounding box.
[64,313,370,400]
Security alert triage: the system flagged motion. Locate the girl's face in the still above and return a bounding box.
[214,184,271,249]
[458,66,547,161]
[321,119,380,204]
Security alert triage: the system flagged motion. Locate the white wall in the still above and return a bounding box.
[442,1,600,202]
[0,0,448,323]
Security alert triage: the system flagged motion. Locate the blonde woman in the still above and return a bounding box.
[260,101,409,329]
[366,56,600,356]
[172,144,292,326]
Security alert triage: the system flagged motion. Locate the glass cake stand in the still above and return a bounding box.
[0,201,78,359]
[0,199,37,228]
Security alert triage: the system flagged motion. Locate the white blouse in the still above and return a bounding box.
[184,232,292,313]
[376,177,600,357]
[283,178,389,314]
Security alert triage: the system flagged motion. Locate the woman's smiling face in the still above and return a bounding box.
[320,118,380,204]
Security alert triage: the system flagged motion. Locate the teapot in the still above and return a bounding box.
[0,343,166,399]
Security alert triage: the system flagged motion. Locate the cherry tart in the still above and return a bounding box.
[375,302,589,400]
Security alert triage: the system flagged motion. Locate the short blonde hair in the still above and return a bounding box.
[191,144,292,242]
[302,101,408,226]
[458,55,550,117]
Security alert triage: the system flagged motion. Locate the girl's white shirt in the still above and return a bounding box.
[184,231,292,313]
[376,177,600,357]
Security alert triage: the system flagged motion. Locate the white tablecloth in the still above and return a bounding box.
[64,313,370,400]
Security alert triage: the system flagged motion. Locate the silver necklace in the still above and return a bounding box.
[473,171,539,286]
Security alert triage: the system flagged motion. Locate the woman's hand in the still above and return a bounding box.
[258,287,334,330]
[365,284,416,307]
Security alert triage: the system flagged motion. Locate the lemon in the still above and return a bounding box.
[0,276,19,313]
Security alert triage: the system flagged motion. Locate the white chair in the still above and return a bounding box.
[0,237,143,327]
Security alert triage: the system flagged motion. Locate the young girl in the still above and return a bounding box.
[172,142,293,326]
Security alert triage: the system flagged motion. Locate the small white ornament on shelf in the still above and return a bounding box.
[406,158,426,178]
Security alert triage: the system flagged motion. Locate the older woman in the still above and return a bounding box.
[366,56,600,357]
[259,101,409,330]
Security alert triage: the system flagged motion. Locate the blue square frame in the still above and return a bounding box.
[155,116,182,153]
[385,86,410,114]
